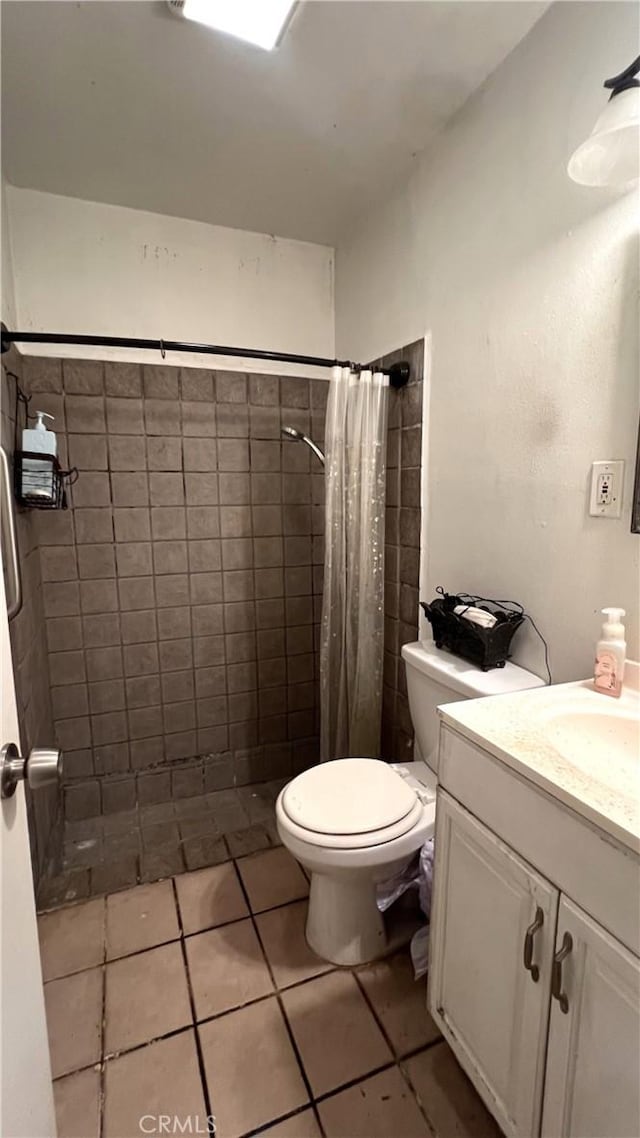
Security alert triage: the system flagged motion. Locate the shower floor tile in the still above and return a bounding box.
[42,852,502,1138]
[41,779,286,908]
[182,834,229,872]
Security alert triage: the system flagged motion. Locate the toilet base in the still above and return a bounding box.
[305,871,387,966]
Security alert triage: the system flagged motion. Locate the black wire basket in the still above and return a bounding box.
[14,451,76,509]
[420,589,525,671]
[10,379,78,509]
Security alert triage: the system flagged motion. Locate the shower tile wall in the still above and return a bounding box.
[1,351,60,883]
[378,339,424,761]
[23,357,326,820]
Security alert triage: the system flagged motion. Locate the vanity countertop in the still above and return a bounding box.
[438,663,640,854]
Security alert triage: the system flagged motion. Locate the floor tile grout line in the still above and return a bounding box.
[102,900,335,1002]
[46,800,286,907]
[170,876,216,1135]
[47,850,441,1130]
[99,895,107,1138]
[54,1041,439,1120]
[275,989,327,1138]
[238,1101,321,1138]
[351,960,445,1066]
[400,1036,445,1063]
[94,1024,200,1071]
[351,966,402,1061]
[239,953,396,1109]
[311,1058,440,1136]
[231,854,436,1127]
[181,965,336,1027]
[51,1027,443,1090]
[312,1058,400,1106]
[230,857,326,1138]
[52,960,347,1083]
[39,871,302,966]
[38,840,288,916]
[274,967,399,1126]
[180,888,310,944]
[398,1052,439,1135]
[46,867,359,1068]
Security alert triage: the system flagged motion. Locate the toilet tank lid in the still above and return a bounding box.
[401,640,546,699]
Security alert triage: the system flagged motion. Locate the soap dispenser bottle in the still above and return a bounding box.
[22,410,57,501]
[594,608,626,698]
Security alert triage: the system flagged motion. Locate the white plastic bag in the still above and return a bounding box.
[376,838,435,980]
[410,925,430,979]
[376,838,434,916]
[375,851,420,913]
[418,838,435,917]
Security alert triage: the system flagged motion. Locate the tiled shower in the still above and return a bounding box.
[2,338,424,905]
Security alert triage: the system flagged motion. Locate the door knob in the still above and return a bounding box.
[1,742,62,799]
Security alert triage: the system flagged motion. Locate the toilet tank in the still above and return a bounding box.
[401,641,545,773]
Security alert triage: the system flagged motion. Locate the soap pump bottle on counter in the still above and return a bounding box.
[593,608,626,698]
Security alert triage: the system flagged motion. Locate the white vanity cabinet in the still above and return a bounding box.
[429,791,558,1138]
[428,726,640,1138]
[542,897,640,1138]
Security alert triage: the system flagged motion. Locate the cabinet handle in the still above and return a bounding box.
[523,906,544,982]
[551,931,573,1013]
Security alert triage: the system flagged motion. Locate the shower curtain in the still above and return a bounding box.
[320,367,389,761]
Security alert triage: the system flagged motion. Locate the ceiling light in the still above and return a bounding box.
[169,0,297,51]
[568,56,640,189]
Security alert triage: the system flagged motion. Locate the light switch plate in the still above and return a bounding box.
[589,460,624,518]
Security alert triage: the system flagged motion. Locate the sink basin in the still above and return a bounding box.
[438,663,640,847]
[542,705,640,798]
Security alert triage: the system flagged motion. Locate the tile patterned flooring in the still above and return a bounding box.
[40,847,503,1138]
[39,781,286,910]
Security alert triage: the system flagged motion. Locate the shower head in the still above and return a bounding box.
[281,425,325,466]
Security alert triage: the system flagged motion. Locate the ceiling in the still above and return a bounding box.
[1,1,547,245]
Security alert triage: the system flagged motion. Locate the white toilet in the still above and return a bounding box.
[276,641,545,966]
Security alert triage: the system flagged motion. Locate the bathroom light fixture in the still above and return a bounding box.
[568,56,640,188]
[168,0,297,50]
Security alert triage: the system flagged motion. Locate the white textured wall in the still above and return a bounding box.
[1,178,17,327]
[5,188,334,377]
[336,1,639,682]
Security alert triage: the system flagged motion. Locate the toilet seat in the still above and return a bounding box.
[276,759,435,963]
[279,757,425,850]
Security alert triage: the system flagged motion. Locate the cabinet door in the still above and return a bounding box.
[542,896,640,1138]
[428,791,559,1138]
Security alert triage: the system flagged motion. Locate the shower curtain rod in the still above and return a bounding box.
[0,326,411,388]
